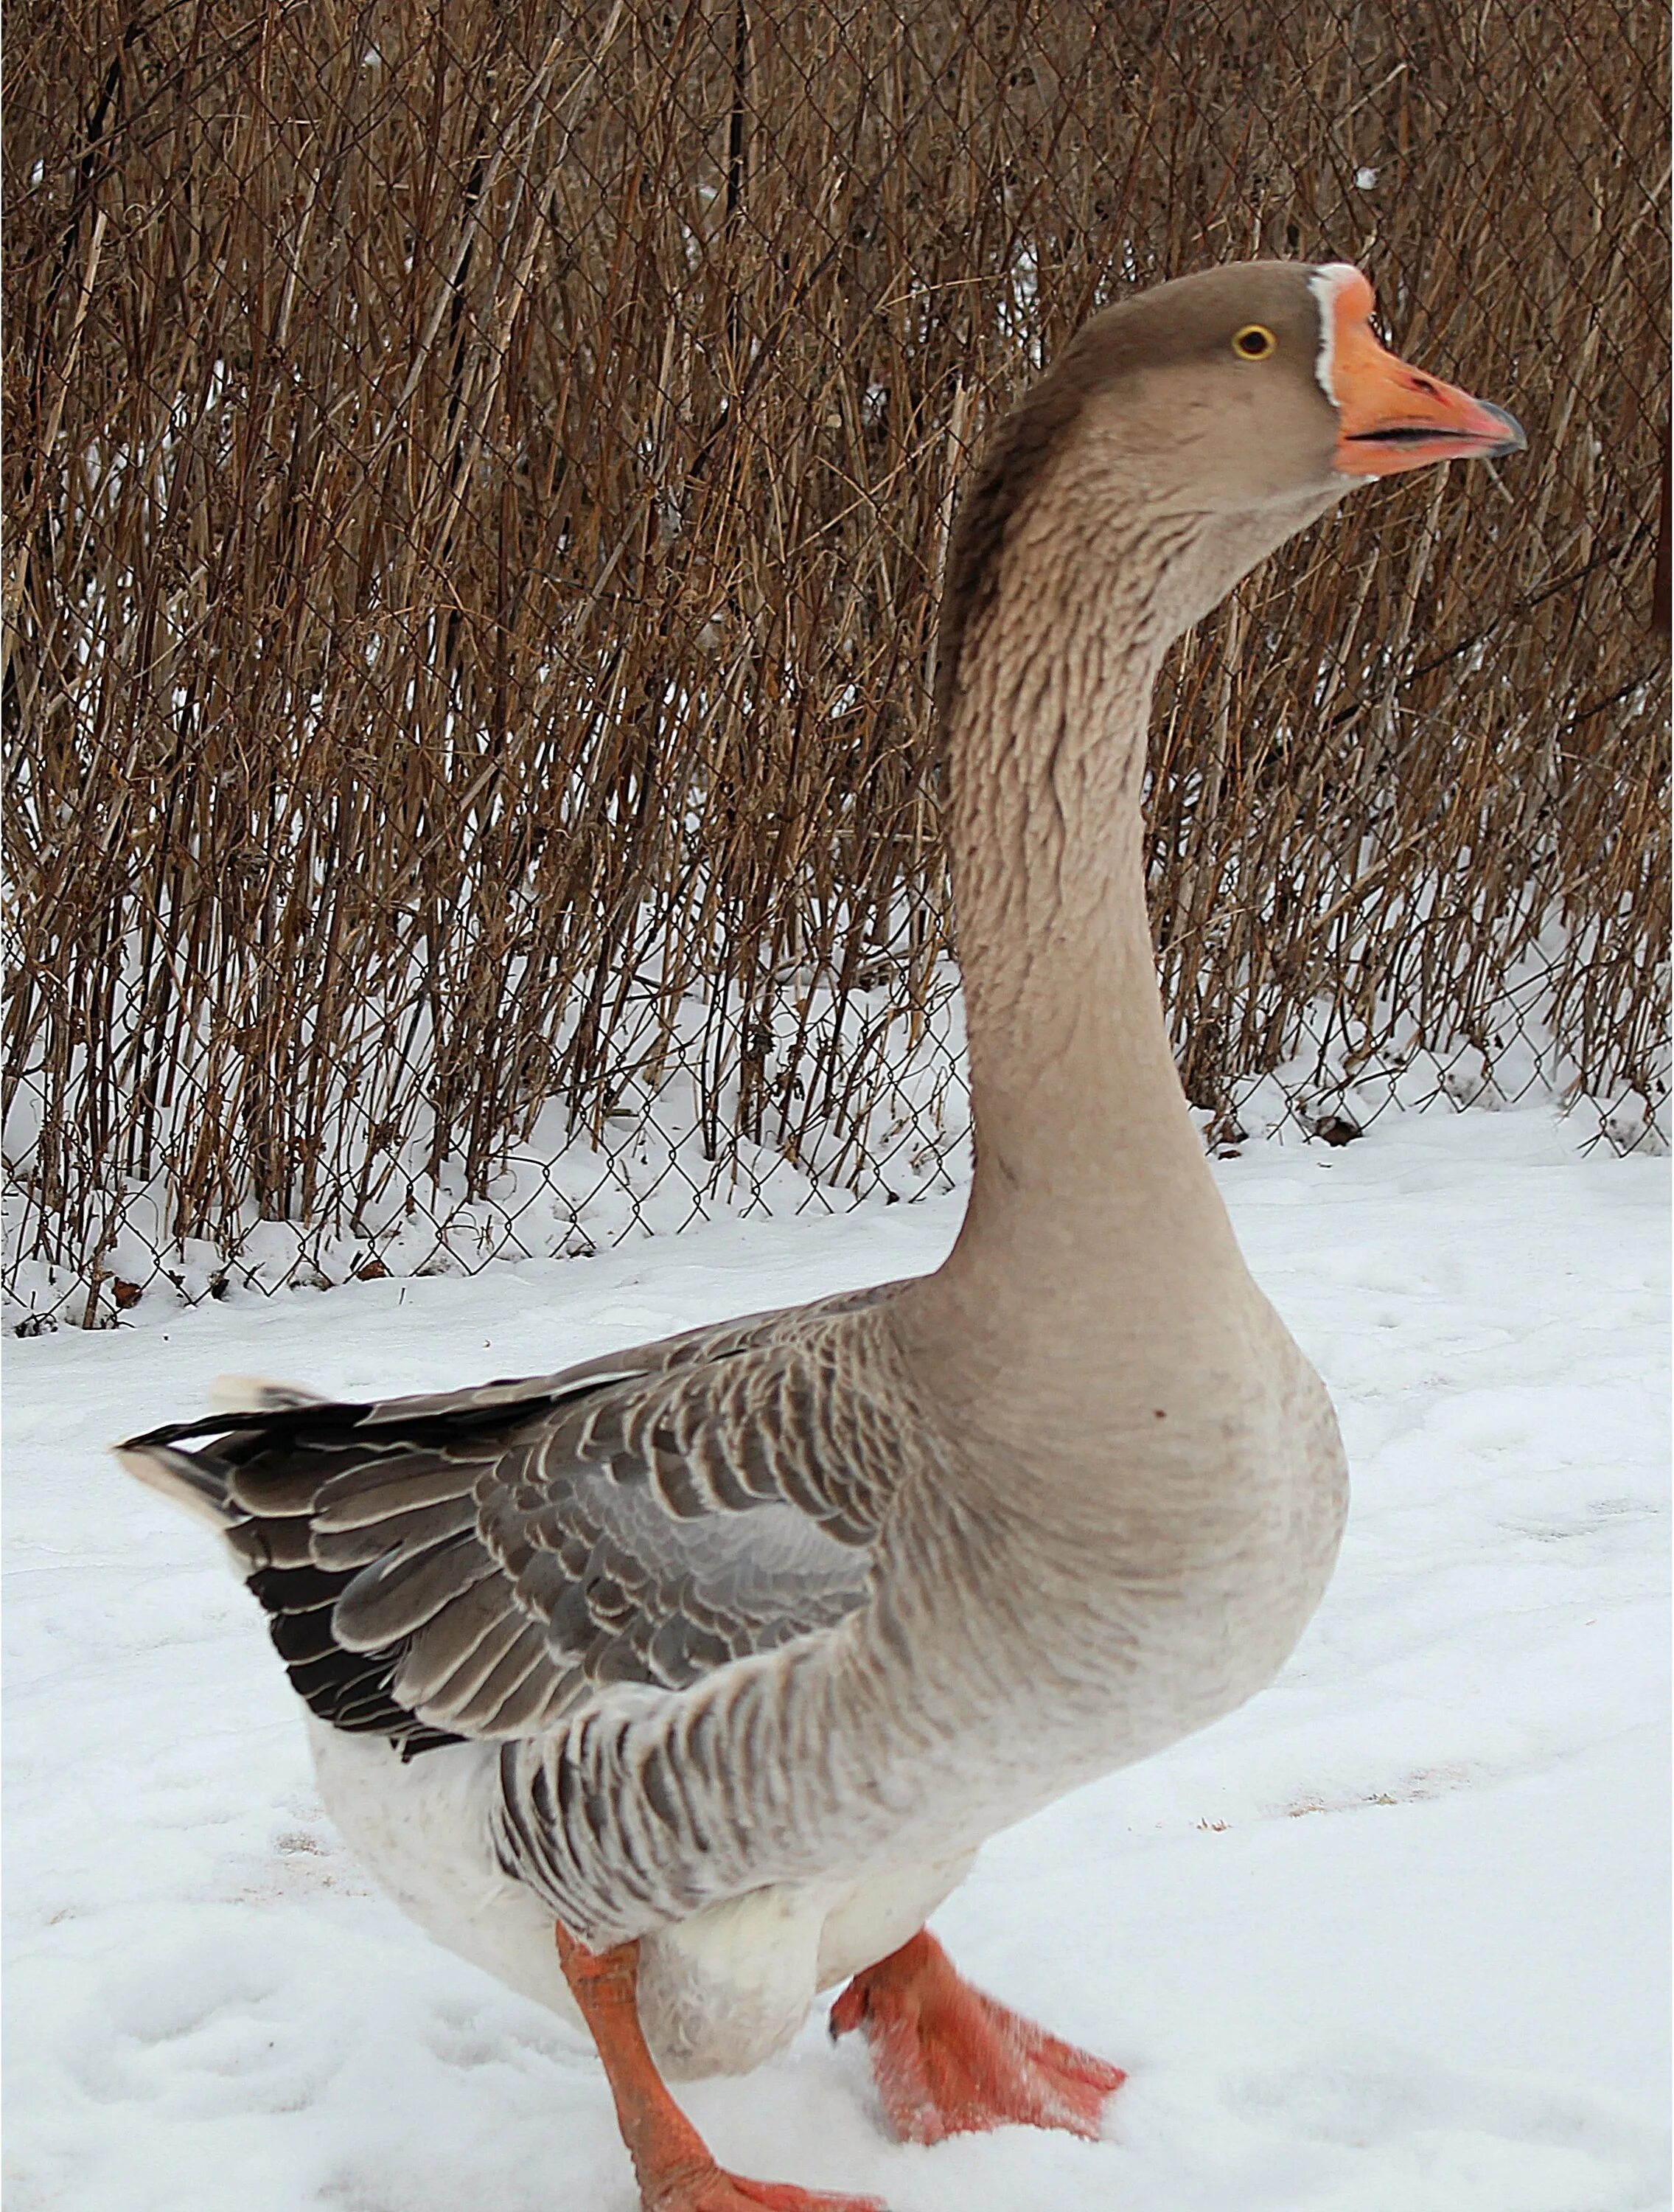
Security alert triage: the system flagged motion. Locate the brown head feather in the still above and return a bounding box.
[933,261,1338,727]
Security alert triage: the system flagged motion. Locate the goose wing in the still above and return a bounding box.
[119,1284,909,1756]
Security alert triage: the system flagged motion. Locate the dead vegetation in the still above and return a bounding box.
[5,0,1667,1317]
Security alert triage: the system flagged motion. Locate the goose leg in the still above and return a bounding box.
[555,1923,887,2212]
[829,1929,1125,2146]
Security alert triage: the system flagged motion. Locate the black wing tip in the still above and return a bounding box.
[119,1409,470,1764]
[119,1400,376,1455]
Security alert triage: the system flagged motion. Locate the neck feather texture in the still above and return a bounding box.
[918,483,1253,1362]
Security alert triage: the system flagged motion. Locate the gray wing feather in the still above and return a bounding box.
[172,1282,907,1745]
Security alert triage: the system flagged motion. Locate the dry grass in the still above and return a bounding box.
[5,0,1668,1313]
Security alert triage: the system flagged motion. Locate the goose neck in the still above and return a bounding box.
[928,532,1242,1328]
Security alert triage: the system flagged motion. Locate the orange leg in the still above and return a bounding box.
[829,1929,1125,2146]
[554,1922,887,2212]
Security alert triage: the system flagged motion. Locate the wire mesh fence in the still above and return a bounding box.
[5,0,1668,1331]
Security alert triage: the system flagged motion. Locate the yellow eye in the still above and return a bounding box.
[1232,324,1277,361]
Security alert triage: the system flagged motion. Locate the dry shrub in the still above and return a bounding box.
[4,0,1667,1319]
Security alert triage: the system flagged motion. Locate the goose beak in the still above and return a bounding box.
[1323,269,1526,478]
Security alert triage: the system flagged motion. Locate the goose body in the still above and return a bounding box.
[119,260,1521,2209]
[129,1277,1342,2079]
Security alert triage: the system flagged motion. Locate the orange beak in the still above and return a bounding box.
[1322,268,1526,478]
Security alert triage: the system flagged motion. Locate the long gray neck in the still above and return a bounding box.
[910,484,1277,1377]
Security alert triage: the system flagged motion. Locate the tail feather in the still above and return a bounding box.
[114,1397,467,1760]
[208,1374,331,1416]
[114,1374,337,1531]
[113,1443,237,1531]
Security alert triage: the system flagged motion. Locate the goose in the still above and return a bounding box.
[118,260,1523,2212]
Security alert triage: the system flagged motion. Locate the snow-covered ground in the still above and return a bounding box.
[5,1107,1668,2212]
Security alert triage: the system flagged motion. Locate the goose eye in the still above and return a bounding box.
[1232,324,1277,361]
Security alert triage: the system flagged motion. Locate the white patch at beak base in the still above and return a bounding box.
[1307,262,1362,403]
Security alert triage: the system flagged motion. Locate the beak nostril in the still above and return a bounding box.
[1409,375,1441,400]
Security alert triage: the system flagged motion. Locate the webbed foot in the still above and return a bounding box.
[830,1928,1124,2146]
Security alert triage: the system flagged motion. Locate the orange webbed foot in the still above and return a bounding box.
[644,2162,886,2211]
[553,1921,888,2211]
[830,1930,1125,2146]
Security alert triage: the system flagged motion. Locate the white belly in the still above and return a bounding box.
[305,1719,974,2079]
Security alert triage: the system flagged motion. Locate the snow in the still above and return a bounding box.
[5,1106,1668,2212]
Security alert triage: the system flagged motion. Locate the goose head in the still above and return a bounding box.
[938,259,1525,697]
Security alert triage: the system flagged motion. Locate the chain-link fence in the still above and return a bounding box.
[6,0,1668,1331]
